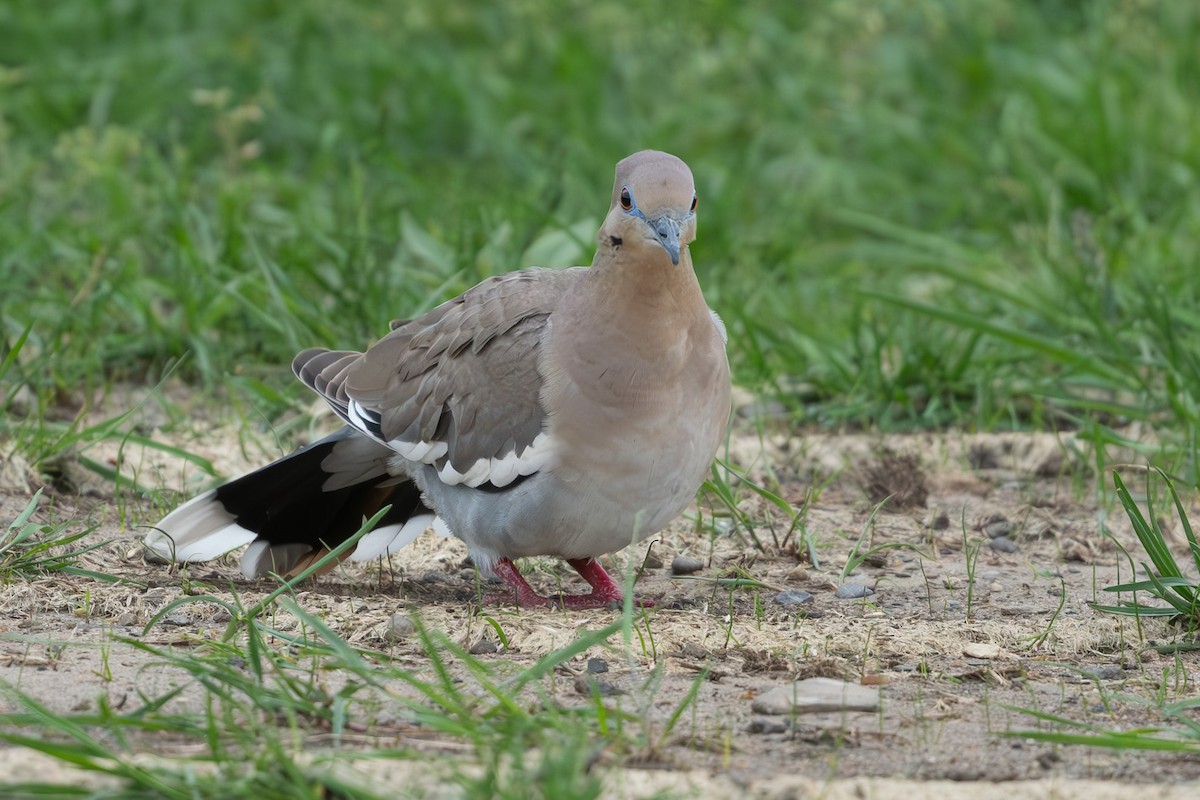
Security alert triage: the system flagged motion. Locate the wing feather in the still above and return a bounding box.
[293,267,584,487]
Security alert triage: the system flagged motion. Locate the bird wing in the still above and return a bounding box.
[293,266,584,489]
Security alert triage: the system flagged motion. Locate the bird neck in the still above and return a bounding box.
[587,245,706,323]
[550,246,711,373]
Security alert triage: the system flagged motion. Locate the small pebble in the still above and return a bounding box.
[982,516,1012,538]
[641,551,664,570]
[469,640,498,655]
[834,583,874,599]
[785,565,809,583]
[863,552,888,568]
[1082,664,1122,681]
[752,677,880,715]
[989,536,1018,553]
[671,555,705,576]
[587,657,609,674]
[385,613,416,642]
[962,642,1001,659]
[747,717,791,734]
[1060,537,1092,562]
[574,676,624,697]
[772,590,814,608]
[161,613,192,627]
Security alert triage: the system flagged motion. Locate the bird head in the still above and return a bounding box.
[599,150,697,266]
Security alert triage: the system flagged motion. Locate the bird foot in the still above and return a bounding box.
[565,557,655,608]
[485,557,653,609]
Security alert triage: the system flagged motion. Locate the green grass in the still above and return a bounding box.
[0,490,111,583]
[0,597,641,799]
[1006,466,1200,752]
[1091,469,1200,633]
[4,0,1200,792]
[1003,656,1200,755]
[3,0,1200,474]
[1003,698,1200,755]
[0,517,682,798]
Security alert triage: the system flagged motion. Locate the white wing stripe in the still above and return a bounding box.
[144,492,257,562]
[349,400,555,490]
[391,438,449,464]
[487,449,523,488]
[351,513,435,561]
[429,432,554,487]
[346,399,383,438]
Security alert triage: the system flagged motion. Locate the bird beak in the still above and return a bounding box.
[651,216,682,265]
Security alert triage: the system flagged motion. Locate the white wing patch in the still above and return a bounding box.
[350,513,435,561]
[390,438,449,464]
[485,448,525,488]
[432,432,553,488]
[384,432,554,489]
[346,398,381,438]
[144,491,257,562]
[346,396,554,489]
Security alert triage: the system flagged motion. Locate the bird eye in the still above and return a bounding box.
[690,193,698,212]
[619,186,633,211]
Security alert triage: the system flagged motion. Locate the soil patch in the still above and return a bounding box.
[2,416,1198,796]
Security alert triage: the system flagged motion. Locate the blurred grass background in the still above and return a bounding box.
[2,0,1199,477]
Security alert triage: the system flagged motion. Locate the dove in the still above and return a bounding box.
[145,150,731,608]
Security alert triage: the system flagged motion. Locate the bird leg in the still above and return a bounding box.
[564,557,630,607]
[486,557,652,609]
[488,557,554,607]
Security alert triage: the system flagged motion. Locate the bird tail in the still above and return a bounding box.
[144,427,436,578]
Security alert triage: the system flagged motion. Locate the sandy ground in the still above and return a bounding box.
[1,400,1198,797]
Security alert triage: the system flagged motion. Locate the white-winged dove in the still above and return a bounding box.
[145,150,731,608]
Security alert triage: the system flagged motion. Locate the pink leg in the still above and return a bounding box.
[564,557,626,607]
[484,557,653,609]
[489,558,554,607]
[565,558,655,608]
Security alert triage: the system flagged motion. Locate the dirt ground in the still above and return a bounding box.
[2,400,1199,797]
